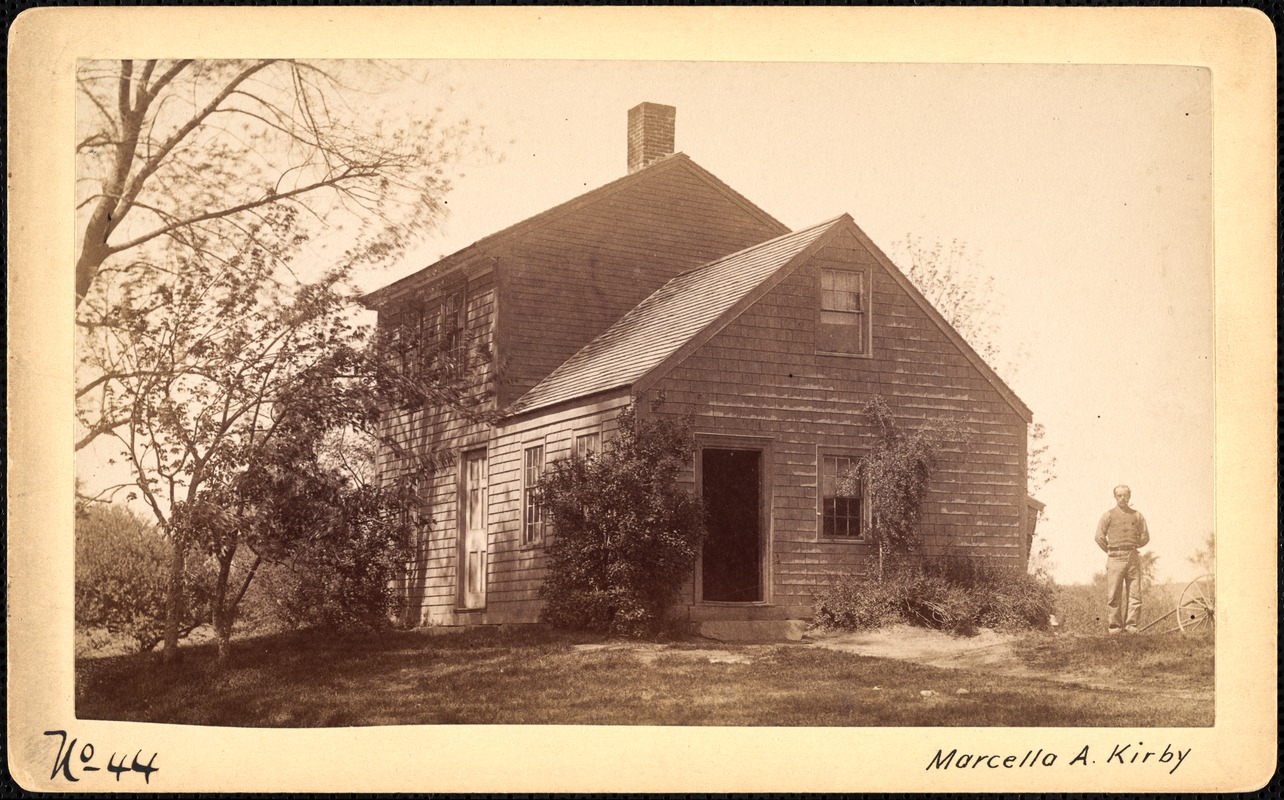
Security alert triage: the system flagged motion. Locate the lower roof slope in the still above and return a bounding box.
[508,217,845,416]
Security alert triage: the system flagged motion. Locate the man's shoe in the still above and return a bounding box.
[1125,627,1139,634]
[1107,628,1122,635]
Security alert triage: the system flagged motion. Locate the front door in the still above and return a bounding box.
[459,450,488,609]
[701,448,762,602]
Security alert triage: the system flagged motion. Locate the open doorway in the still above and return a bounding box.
[700,448,762,602]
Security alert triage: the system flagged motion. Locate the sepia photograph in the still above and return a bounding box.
[8,7,1276,793]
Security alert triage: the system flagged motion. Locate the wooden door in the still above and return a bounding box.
[701,448,763,602]
[459,450,488,609]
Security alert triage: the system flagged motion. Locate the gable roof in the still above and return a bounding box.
[508,217,847,416]
[360,153,789,309]
[509,213,1033,423]
[840,222,1032,421]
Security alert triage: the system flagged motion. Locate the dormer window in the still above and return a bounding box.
[818,268,870,356]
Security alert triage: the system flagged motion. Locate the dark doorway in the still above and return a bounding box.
[701,448,762,602]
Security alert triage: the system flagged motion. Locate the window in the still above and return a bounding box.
[818,268,869,355]
[385,305,420,378]
[522,444,545,545]
[419,304,441,372]
[443,288,467,377]
[574,431,601,459]
[821,454,865,539]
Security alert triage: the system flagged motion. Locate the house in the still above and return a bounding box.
[363,103,1040,630]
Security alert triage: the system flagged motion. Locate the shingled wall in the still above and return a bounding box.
[646,227,1030,617]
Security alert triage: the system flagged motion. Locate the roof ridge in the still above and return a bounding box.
[665,214,848,282]
[361,154,786,307]
[507,215,846,417]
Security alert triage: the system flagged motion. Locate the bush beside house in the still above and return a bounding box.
[537,407,706,637]
[813,555,1056,636]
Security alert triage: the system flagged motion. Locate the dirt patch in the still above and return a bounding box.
[572,643,754,664]
[807,624,1020,671]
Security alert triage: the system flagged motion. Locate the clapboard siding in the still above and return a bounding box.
[369,159,1034,628]
[647,228,1029,612]
[376,270,499,627]
[495,160,785,406]
[465,396,630,624]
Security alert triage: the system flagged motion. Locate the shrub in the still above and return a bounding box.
[842,397,967,577]
[75,505,212,651]
[538,406,706,637]
[813,554,1055,636]
[251,485,412,631]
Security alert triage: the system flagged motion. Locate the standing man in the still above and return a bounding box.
[1094,485,1151,634]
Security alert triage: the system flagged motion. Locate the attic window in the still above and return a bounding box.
[818,268,869,356]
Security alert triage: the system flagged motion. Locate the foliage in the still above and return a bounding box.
[814,555,1055,636]
[896,236,1005,369]
[1188,531,1216,574]
[839,397,964,575]
[893,235,1057,499]
[1139,550,1161,588]
[537,407,706,637]
[75,504,212,651]
[1026,535,1056,581]
[249,491,413,632]
[78,220,488,661]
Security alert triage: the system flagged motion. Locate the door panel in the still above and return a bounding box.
[701,448,762,602]
[459,450,488,609]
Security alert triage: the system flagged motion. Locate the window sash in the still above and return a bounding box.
[821,269,864,313]
[574,432,601,459]
[821,454,864,539]
[522,445,544,544]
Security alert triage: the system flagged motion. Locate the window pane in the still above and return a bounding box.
[575,432,600,458]
[523,445,544,544]
[821,269,861,312]
[821,455,863,538]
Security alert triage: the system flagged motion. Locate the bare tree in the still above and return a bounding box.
[75,59,473,450]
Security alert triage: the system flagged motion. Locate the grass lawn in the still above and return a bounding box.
[77,625,1213,727]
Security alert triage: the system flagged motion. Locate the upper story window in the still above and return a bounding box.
[442,287,468,376]
[522,443,546,545]
[820,454,866,540]
[818,268,869,356]
[574,431,601,459]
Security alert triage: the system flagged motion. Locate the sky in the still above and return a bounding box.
[80,60,1215,587]
[364,60,1215,586]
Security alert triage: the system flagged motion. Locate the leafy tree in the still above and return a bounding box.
[74,59,473,450]
[1188,531,1216,574]
[1139,550,1161,588]
[175,406,419,659]
[75,504,211,651]
[894,235,1057,498]
[838,397,965,579]
[79,225,491,663]
[537,407,706,637]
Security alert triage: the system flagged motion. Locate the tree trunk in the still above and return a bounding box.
[214,624,232,666]
[161,537,186,665]
[211,548,235,667]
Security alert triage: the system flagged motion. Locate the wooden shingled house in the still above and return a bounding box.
[363,103,1040,631]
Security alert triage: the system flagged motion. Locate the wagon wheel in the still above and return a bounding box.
[1177,574,1215,634]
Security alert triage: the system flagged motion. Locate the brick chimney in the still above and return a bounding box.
[627,102,676,174]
